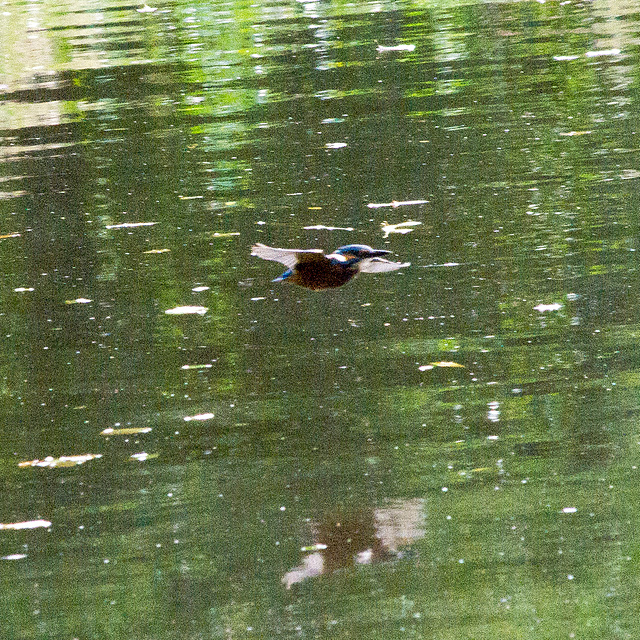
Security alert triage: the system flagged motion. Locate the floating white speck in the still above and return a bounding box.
[303,225,355,231]
[18,454,102,468]
[183,412,214,422]
[534,303,563,313]
[137,3,157,12]
[1,554,27,560]
[191,286,209,292]
[585,48,620,58]
[131,452,150,461]
[14,287,34,292]
[381,220,422,238]
[210,232,240,238]
[0,519,52,530]
[100,427,152,435]
[377,44,416,52]
[105,221,156,229]
[562,507,577,513]
[554,49,620,61]
[165,306,208,315]
[65,298,92,304]
[251,297,266,301]
[419,361,464,371]
[558,131,592,137]
[325,142,347,149]
[368,199,429,209]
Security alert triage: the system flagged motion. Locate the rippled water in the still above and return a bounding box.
[2,0,640,637]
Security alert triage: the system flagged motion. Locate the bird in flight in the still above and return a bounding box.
[251,243,410,290]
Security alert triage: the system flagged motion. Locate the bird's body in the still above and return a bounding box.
[251,243,410,290]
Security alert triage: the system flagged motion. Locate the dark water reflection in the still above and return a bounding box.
[2,0,640,637]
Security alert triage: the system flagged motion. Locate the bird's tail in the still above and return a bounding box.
[272,268,293,282]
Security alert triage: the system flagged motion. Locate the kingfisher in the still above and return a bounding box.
[251,243,410,290]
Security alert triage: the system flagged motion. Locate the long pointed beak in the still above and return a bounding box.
[369,249,392,257]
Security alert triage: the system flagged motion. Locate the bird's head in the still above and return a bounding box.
[331,244,391,265]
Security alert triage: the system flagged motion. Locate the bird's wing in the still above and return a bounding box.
[359,257,411,273]
[251,243,324,269]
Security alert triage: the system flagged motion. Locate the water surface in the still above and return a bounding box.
[2,0,640,637]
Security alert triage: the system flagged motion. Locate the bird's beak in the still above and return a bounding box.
[369,249,392,257]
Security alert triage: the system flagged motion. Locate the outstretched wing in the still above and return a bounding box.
[251,243,324,270]
[359,257,411,273]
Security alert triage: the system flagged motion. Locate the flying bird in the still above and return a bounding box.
[251,243,410,290]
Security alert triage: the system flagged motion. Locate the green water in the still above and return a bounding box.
[1,0,640,637]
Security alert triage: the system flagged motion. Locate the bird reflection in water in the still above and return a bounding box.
[283,498,424,588]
